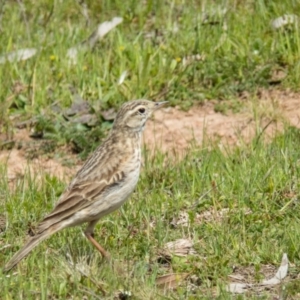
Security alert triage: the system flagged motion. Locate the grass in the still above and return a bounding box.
[1,0,300,299]
[1,0,300,154]
[1,127,300,299]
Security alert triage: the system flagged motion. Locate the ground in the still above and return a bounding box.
[1,88,300,181]
[2,1,300,297]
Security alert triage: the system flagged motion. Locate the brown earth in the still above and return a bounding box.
[144,89,300,155]
[1,89,300,182]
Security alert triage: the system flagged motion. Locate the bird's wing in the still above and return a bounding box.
[37,140,128,233]
[38,171,125,233]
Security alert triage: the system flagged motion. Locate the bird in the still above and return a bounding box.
[4,99,167,272]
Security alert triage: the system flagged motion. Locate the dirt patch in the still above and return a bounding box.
[1,89,300,181]
[0,129,80,184]
[144,88,300,155]
[0,149,80,183]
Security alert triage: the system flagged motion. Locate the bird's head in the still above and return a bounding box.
[112,100,168,132]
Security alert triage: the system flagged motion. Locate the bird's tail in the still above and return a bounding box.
[3,225,61,272]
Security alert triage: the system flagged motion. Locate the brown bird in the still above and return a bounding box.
[4,99,167,272]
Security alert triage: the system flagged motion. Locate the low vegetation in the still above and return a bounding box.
[1,0,300,299]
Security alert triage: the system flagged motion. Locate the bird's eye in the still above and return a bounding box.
[138,108,146,113]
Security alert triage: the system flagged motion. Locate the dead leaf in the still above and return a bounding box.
[196,208,229,223]
[262,253,288,285]
[228,274,245,281]
[50,103,62,114]
[156,273,189,289]
[227,253,289,294]
[64,94,90,118]
[101,108,117,121]
[85,17,123,48]
[271,14,298,30]
[62,88,98,125]
[165,239,196,257]
[67,17,123,64]
[70,113,98,126]
[170,211,189,227]
[63,87,91,121]
[227,282,250,294]
[182,54,205,66]
[0,48,37,64]
[196,208,252,223]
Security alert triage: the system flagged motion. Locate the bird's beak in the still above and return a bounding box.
[154,101,168,109]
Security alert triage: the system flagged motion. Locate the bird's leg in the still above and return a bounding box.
[84,221,110,259]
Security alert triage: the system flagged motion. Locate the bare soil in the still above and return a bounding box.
[1,89,300,181]
[144,88,300,155]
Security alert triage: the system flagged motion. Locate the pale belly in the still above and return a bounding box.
[94,166,141,215]
[69,161,141,225]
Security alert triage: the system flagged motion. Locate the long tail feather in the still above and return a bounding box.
[3,226,60,272]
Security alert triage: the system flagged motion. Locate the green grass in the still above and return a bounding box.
[2,127,300,299]
[1,0,300,154]
[1,0,300,299]
[1,0,300,105]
